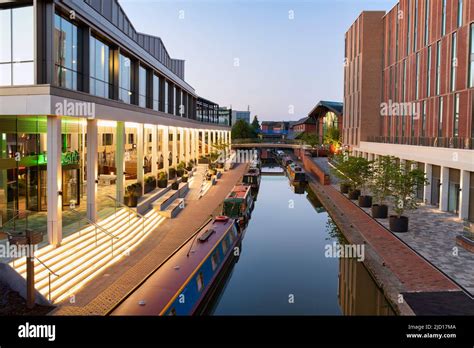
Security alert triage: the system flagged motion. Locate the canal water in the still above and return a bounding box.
[209,166,344,315]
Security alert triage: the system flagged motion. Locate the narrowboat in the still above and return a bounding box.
[242,167,261,192]
[222,184,254,226]
[281,155,293,167]
[109,216,241,316]
[287,163,307,184]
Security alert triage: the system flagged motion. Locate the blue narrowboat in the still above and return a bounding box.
[109,216,241,316]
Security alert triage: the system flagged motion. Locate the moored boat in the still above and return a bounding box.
[242,167,261,192]
[287,163,307,184]
[109,216,241,316]
[222,184,254,226]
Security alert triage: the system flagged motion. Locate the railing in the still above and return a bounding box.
[1,209,32,234]
[366,136,474,150]
[34,256,59,303]
[68,208,119,256]
[105,195,148,235]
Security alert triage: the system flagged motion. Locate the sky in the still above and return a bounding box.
[120,0,397,121]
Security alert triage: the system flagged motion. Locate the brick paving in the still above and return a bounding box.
[52,163,247,315]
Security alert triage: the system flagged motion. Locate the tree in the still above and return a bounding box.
[231,119,257,139]
[251,115,261,133]
[369,155,398,206]
[301,132,319,149]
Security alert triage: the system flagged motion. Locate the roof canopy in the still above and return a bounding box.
[308,101,343,119]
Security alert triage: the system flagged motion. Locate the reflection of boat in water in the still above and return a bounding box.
[292,182,307,194]
[109,216,242,316]
[243,167,261,194]
[287,163,307,184]
[222,184,254,226]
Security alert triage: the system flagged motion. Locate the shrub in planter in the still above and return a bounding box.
[388,161,428,233]
[372,204,389,218]
[157,172,168,188]
[186,161,193,171]
[144,175,157,193]
[181,174,189,183]
[168,167,176,180]
[348,189,361,200]
[340,182,351,194]
[171,181,179,190]
[176,161,186,177]
[368,156,398,219]
[358,195,373,208]
[124,183,142,207]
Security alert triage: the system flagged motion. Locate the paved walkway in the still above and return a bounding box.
[52,163,247,315]
[335,185,474,295]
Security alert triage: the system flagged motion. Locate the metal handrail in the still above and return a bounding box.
[68,208,119,256]
[1,210,31,232]
[105,195,148,235]
[35,256,59,303]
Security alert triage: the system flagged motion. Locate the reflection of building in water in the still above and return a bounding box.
[338,257,395,315]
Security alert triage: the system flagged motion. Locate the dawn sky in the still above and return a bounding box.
[120,0,397,121]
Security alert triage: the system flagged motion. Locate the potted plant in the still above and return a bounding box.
[144,175,157,193]
[171,180,179,190]
[353,157,373,208]
[330,151,352,194]
[124,183,142,207]
[168,167,176,180]
[388,161,428,232]
[157,172,168,188]
[181,173,189,183]
[186,161,193,172]
[176,161,186,177]
[369,156,397,218]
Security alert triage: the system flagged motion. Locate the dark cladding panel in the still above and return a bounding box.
[118,8,124,31]
[90,0,101,12]
[112,0,118,25]
[102,0,112,21]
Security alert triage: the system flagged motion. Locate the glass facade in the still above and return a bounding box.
[90,36,110,98]
[0,6,34,86]
[54,14,79,90]
[470,24,474,88]
[451,33,457,92]
[153,74,159,111]
[119,54,132,104]
[139,66,147,108]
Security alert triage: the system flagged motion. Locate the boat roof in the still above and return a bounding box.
[225,184,251,200]
[289,163,305,173]
[110,218,234,316]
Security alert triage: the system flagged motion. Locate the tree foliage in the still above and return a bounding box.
[231,119,257,139]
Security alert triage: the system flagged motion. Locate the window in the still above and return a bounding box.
[90,36,110,98]
[427,46,432,96]
[54,14,79,90]
[153,74,159,111]
[0,6,34,86]
[406,2,411,55]
[454,94,460,137]
[421,100,426,137]
[436,41,441,95]
[173,86,177,115]
[458,0,463,28]
[164,80,169,113]
[413,0,418,52]
[438,97,444,138]
[196,272,204,292]
[451,33,457,92]
[180,90,184,116]
[222,238,229,254]
[424,0,430,46]
[211,252,219,271]
[441,0,446,36]
[469,24,474,88]
[102,133,113,146]
[415,53,420,99]
[139,66,147,108]
[119,54,132,104]
[402,60,406,101]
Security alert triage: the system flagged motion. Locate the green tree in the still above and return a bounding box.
[301,132,319,149]
[324,126,341,147]
[251,115,261,133]
[231,119,256,139]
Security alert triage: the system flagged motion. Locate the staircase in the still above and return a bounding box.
[9,208,165,304]
[187,164,212,200]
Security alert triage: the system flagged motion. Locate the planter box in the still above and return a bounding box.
[348,189,361,200]
[358,195,372,208]
[456,235,474,253]
[389,215,409,233]
[158,179,168,188]
[371,204,388,219]
[125,195,139,207]
[144,181,156,193]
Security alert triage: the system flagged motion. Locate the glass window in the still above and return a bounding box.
[421,100,426,137]
[413,0,418,52]
[54,14,79,90]
[211,252,219,271]
[173,86,177,115]
[153,74,159,111]
[164,80,169,113]
[438,97,444,138]
[454,94,460,137]
[119,54,132,104]
[0,6,34,86]
[451,33,457,92]
[90,36,110,98]
[196,272,204,292]
[436,41,441,95]
[406,3,411,55]
[427,46,431,96]
[415,54,420,100]
[458,0,463,28]
[139,66,147,108]
[441,0,446,36]
[424,0,429,46]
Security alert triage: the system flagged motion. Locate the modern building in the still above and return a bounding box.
[0,0,231,246]
[307,101,343,144]
[231,109,251,125]
[218,107,232,127]
[344,1,474,222]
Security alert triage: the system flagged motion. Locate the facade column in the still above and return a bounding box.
[200,130,206,158]
[172,127,178,167]
[86,119,98,222]
[207,130,211,154]
[440,166,449,211]
[179,128,185,163]
[459,170,470,220]
[47,115,62,246]
[151,125,158,177]
[137,124,144,195]
[162,126,169,175]
[423,163,432,205]
[115,121,126,204]
[191,129,196,163]
[185,129,190,165]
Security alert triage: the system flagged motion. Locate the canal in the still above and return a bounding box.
[208,165,395,315]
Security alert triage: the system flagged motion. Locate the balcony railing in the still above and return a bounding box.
[365,136,474,150]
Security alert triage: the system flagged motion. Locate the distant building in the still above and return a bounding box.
[260,121,291,140]
[232,110,251,125]
[307,101,343,143]
[291,116,317,134]
[219,107,232,126]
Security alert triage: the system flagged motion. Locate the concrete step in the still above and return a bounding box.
[158,198,185,219]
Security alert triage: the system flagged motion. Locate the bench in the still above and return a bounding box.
[152,182,189,211]
[158,198,185,219]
